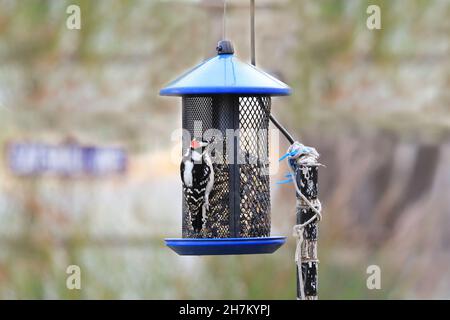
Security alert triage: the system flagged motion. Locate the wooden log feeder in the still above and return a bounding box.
[295,164,320,300]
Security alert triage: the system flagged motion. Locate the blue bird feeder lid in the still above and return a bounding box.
[160,42,291,96]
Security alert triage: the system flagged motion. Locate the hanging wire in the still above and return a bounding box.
[249,0,295,144]
[223,0,227,40]
[250,0,256,66]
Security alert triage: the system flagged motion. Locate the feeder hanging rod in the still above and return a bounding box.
[249,0,295,145]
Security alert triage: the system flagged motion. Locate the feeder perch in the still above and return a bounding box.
[160,40,291,255]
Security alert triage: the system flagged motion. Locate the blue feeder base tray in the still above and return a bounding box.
[165,237,286,256]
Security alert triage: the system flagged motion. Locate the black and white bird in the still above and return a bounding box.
[180,138,215,232]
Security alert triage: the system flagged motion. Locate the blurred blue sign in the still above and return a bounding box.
[7,143,127,176]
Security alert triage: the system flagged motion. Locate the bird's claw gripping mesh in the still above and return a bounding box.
[182,95,271,238]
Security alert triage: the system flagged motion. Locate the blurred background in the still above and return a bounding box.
[0,0,449,299]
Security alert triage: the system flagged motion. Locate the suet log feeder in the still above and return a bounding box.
[160,40,291,255]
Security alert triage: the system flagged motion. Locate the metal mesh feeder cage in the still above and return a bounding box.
[160,41,291,255]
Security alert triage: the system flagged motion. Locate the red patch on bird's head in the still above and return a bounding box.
[190,139,200,149]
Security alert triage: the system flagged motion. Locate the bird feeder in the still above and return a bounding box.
[160,41,291,255]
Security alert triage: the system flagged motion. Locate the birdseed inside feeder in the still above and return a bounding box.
[160,40,291,255]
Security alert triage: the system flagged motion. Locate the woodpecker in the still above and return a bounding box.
[180,138,215,232]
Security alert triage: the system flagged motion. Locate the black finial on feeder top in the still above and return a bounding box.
[216,40,234,55]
